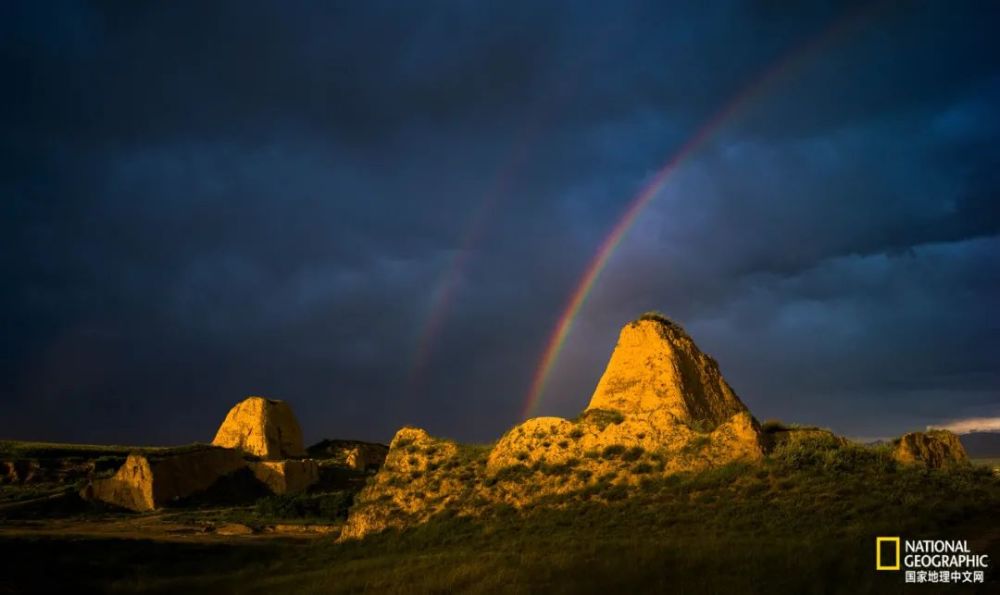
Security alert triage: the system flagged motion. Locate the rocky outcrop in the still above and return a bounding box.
[83,446,246,511]
[341,427,483,540]
[212,397,306,460]
[588,315,749,427]
[486,316,764,476]
[82,398,320,510]
[0,457,118,485]
[0,461,43,484]
[342,314,765,540]
[893,430,969,468]
[249,460,320,494]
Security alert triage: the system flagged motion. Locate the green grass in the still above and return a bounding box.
[576,408,624,429]
[760,419,826,433]
[0,483,73,504]
[155,491,356,530]
[254,491,354,523]
[0,440,207,460]
[2,438,998,593]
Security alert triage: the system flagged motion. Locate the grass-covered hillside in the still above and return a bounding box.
[2,435,998,593]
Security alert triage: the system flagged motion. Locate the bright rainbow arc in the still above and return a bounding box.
[521,8,874,419]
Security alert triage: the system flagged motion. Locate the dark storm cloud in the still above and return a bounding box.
[2,1,998,445]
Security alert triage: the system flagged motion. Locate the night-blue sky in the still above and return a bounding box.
[3,1,998,445]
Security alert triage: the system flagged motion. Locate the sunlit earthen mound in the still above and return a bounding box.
[488,315,763,473]
[893,430,969,468]
[588,314,749,424]
[212,396,306,460]
[81,446,246,511]
[83,397,318,511]
[247,459,320,494]
[341,314,764,540]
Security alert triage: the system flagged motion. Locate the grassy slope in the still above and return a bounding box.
[2,438,999,594]
[0,439,210,460]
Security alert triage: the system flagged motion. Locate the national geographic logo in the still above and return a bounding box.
[876,537,990,584]
[877,537,901,571]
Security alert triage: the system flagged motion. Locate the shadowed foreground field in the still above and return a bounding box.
[2,440,999,594]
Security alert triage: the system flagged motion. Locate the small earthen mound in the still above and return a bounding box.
[893,430,969,468]
[340,427,467,540]
[83,446,246,511]
[212,396,306,460]
[761,423,848,454]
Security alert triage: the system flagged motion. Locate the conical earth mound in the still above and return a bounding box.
[212,396,306,460]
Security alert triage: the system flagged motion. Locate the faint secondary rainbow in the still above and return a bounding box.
[406,190,497,394]
[406,103,557,395]
[407,57,597,395]
[521,7,876,419]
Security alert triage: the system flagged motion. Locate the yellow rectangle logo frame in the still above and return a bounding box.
[876,537,900,570]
